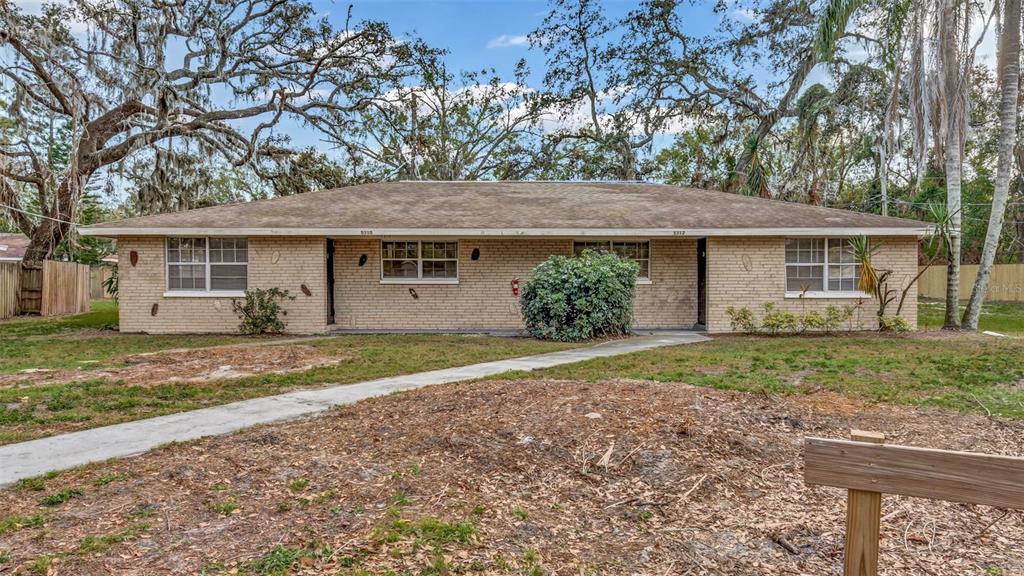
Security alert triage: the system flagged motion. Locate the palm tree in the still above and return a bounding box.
[962,0,1022,329]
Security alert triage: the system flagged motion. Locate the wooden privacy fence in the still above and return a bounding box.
[804,430,1024,576]
[40,260,91,316]
[918,263,1024,302]
[0,260,91,319]
[89,264,115,300]
[0,262,18,320]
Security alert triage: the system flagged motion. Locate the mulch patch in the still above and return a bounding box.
[1,379,1022,575]
[0,345,343,389]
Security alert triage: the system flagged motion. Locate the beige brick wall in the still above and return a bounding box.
[332,238,697,331]
[705,236,919,333]
[117,234,920,335]
[117,236,328,334]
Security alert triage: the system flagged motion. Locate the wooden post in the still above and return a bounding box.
[844,430,885,576]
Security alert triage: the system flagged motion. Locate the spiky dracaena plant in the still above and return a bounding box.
[848,236,881,294]
[892,202,955,316]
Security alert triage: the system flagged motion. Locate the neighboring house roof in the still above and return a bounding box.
[0,233,29,261]
[80,181,931,237]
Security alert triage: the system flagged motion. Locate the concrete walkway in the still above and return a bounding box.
[0,332,707,485]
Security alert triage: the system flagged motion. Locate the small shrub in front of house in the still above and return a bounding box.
[760,303,799,335]
[232,288,296,335]
[798,310,826,333]
[878,315,910,333]
[824,304,855,333]
[726,303,857,335]
[520,250,638,341]
[725,306,759,333]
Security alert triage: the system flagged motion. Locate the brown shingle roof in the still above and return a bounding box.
[80,181,930,237]
[0,233,29,260]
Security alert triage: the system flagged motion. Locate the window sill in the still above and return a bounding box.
[380,279,459,285]
[163,291,246,298]
[785,291,870,299]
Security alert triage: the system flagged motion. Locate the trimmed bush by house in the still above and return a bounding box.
[232,288,295,335]
[520,250,638,341]
[725,303,855,335]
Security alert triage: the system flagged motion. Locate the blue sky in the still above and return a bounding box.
[288,0,725,149]
[336,0,643,86]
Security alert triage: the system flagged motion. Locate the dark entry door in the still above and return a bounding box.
[326,239,336,325]
[696,238,707,327]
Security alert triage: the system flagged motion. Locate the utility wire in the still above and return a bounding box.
[0,203,79,226]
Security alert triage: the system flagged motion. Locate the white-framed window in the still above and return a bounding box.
[572,240,651,280]
[167,237,248,293]
[785,238,862,295]
[381,240,458,282]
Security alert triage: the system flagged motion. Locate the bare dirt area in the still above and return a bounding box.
[1,379,1022,575]
[0,345,343,389]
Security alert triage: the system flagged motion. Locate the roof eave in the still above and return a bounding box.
[79,226,933,238]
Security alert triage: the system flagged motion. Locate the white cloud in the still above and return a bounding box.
[731,8,757,23]
[486,34,529,49]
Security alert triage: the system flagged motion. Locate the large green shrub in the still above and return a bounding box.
[520,250,638,341]
[232,288,295,335]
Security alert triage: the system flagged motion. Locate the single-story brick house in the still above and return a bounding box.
[79,181,930,334]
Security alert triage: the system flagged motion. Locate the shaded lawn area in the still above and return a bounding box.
[918,299,1024,334]
[0,302,577,445]
[0,301,260,373]
[496,334,1024,419]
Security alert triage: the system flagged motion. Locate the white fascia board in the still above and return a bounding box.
[79,226,932,238]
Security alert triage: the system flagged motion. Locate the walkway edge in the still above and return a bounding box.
[0,333,707,485]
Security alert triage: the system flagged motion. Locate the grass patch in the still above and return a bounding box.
[39,487,83,507]
[918,299,1024,334]
[93,471,131,486]
[15,471,58,492]
[209,500,239,516]
[372,517,477,547]
[0,308,577,444]
[0,514,46,534]
[78,523,150,553]
[28,555,52,573]
[496,334,1024,418]
[243,545,304,575]
[0,301,259,373]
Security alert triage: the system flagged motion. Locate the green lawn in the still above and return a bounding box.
[497,333,1024,419]
[918,299,1024,334]
[4,300,1024,444]
[0,302,577,444]
[0,301,261,373]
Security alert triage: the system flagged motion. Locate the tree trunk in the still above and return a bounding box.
[963,0,1021,329]
[941,0,964,329]
[20,171,86,263]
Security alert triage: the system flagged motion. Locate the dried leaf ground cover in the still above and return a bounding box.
[1,379,1021,575]
[0,345,345,389]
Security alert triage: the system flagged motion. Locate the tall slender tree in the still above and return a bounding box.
[963,0,1022,328]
